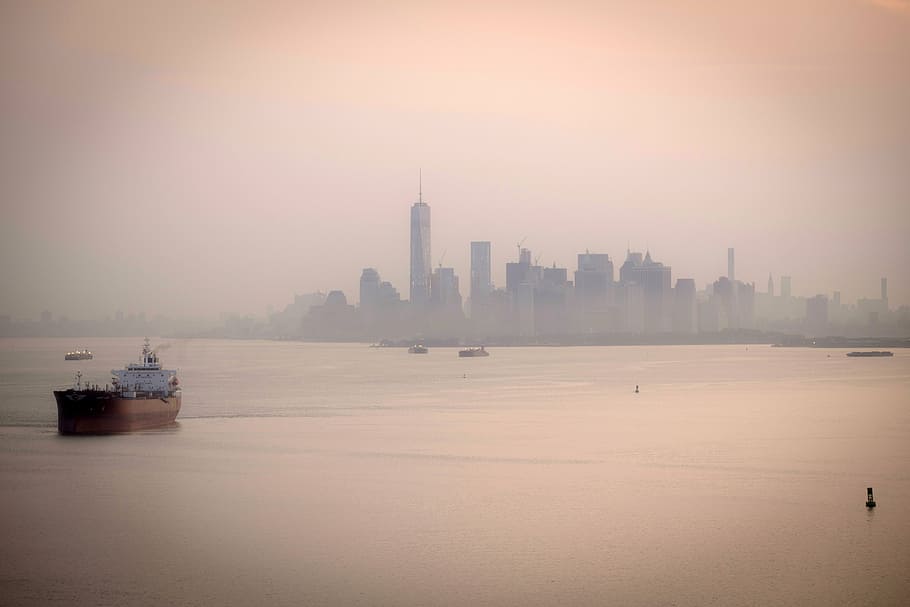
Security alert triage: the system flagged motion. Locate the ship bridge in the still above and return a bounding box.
[112,338,178,395]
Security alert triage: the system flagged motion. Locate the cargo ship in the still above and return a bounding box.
[53,338,181,434]
[65,349,93,360]
[846,351,893,357]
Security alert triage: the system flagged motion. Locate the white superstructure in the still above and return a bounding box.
[111,338,179,396]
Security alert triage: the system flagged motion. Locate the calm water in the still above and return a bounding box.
[1,338,909,606]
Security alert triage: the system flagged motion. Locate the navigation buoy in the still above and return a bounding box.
[866,487,876,508]
[634,385,639,394]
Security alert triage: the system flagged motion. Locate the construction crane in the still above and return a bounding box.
[516,236,527,262]
[437,249,447,269]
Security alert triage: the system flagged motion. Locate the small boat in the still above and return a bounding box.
[459,346,489,358]
[65,349,93,361]
[408,344,428,354]
[846,351,894,357]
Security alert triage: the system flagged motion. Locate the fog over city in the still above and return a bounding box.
[2,0,909,321]
[4,6,910,606]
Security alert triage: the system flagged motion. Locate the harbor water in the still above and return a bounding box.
[1,338,908,605]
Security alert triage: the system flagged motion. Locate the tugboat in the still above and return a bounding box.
[65,349,93,360]
[408,344,429,354]
[53,338,181,434]
[458,346,489,358]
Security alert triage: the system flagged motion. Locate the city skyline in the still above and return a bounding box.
[1,185,904,322]
[297,224,903,342]
[3,5,909,607]
[3,201,901,324]
[2,1,909,320]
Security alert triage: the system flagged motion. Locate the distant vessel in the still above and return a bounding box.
[53,338,181,434]
[459,346,489,358]
[408,344,428,354]
[846,351,894,357]
[65,349,93,361]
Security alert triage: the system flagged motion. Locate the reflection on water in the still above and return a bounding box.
[1,339,909,605]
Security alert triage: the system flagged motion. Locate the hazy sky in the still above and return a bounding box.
[2,0,909,320]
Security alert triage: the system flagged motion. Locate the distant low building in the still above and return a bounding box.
[302,290,359,340]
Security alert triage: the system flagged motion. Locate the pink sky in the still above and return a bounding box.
[1,0,908,319]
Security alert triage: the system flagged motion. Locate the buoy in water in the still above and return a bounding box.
[866,487,876,508]
[634,385,639,394]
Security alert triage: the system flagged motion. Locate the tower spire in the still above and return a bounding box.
[419,168,422,204]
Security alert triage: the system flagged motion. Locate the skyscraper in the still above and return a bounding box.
[431,267,462,310]
[806,294,829,336]
[574,252,614,331]
[619,250,644,283]
[470,241,492,304]
[506,248,539,293]
[409,182,431,308]
[359,268,381,311]
[727,248,735,281]
[781,276,792,299]
[673,278,697,334]
[621,251,672,333]
[577,252,613,276]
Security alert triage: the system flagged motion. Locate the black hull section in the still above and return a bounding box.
[53,390,181,435]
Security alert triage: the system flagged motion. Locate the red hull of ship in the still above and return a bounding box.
[53,390,181,435]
